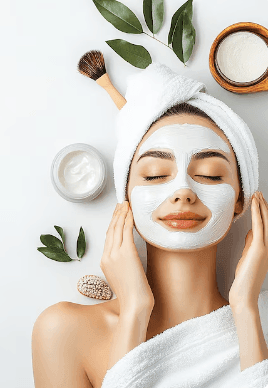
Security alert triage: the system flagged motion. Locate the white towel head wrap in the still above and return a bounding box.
[113,62,259,222]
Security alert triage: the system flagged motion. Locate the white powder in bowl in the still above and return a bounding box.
[216,31,268,83]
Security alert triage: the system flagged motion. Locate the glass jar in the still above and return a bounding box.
[51,143,107,202]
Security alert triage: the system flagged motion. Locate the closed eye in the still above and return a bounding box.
[195,175,222,181]
[143,175,222,182]
[143,175,168,181]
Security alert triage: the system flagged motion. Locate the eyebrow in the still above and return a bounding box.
[137,150,174,162]
[193,150,230,164]
[137,150,230,164]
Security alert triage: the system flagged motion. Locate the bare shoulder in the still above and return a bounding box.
[67,298,120,387]
[32,298,120,388]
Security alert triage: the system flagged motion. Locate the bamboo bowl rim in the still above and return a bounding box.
[209,22,268,94]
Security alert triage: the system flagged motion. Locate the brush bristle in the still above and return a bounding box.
[78,50,106,80]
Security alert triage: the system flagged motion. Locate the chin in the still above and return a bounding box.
[149,242,210,252]
[143,238,223,252]
[134,219,235,252]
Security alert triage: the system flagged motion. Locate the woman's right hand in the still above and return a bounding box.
[100,201,155,312]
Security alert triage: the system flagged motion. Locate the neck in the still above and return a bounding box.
[145,243,229,334]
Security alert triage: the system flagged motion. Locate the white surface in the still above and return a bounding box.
[0,0,268,387]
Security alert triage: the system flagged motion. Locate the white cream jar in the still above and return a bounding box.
[51,143,107,202]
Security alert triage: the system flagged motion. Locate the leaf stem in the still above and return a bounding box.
[143,31,173,51]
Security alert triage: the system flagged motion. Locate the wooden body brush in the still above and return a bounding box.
[78,50,127,110]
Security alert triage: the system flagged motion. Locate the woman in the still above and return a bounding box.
[32,63,268,388]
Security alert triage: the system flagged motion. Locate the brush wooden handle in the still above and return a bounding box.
[96,73,127,110]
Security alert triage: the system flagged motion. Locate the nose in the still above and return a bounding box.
[169,188,197,204]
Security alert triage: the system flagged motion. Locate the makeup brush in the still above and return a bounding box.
[78,50,127,110]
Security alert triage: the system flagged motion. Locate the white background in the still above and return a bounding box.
[0,0,268,387]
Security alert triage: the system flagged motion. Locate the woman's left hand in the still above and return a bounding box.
[229,191,268,309]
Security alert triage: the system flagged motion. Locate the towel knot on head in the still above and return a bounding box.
[124,62,206,108]
[113,62,259,222]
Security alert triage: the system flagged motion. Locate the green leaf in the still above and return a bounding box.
[170,0,195,64]
[77,227,86,259]
[92,0,143,34]
[54,225,65,244]
[172,22,184,62]
[106,39,152,69]
[143,0,164,34]
[168,0,193,46]
[37,247,73,262]
[40,234,64,250]
[182,12,196,63]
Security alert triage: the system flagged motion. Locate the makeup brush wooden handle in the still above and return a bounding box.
[96,73,127,110]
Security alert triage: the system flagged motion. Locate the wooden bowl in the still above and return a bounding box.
[209,22,268,93]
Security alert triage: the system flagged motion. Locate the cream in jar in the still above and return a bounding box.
[51,143,106,202]
[216,31,268,83]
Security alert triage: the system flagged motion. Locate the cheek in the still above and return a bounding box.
[130,177,236,221]
[131,181,169,217]
[196,182,236,216]
[130,178,236,250]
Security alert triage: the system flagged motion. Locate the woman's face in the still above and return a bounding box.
[127,114,243,251]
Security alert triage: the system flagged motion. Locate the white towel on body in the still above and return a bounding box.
[113,62,259,222]
[101,290,268,388]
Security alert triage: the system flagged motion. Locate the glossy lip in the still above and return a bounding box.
[160,211,206,230]
[161,211,205,221]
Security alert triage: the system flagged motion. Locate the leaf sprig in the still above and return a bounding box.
[37,226,86,262]
[92,0,195,68]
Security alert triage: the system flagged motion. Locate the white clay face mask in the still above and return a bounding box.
[130,123,236,250]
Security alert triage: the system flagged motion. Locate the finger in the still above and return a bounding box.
[242,229,252,254]
[251,194,264,243]
[122,207,135,246]
[112,201,129,249]
[103,204,122,255]
[107,203,121,234]
[259,192,268,247]
[245,229,253,244]
[261,192,268,210]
